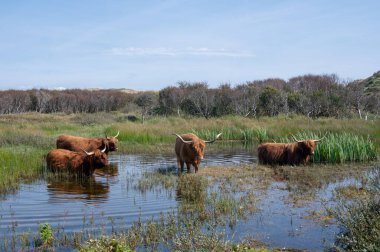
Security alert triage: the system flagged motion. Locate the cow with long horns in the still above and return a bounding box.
[258,136,322,166]
[174,133,222,173]
[56,131,119,154]
[46,146,109,175]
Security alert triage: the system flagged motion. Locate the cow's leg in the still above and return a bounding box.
[177,159,184,173]
[185,162,192,173]
[304,156,310,165]
[193,163,199,173]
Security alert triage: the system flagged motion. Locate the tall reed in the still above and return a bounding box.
[282,132,377,163]
[0,146,46,194]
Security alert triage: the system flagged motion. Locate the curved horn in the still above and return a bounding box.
[173,134,193,144]
[114,131,120,138]
[81,148,94,156]
[292,134,302,143]
[314,132,328,142]
[101,145,107,153]
[204,133,222,143]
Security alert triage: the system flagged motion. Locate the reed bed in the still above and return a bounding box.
[0,146,46,194]
[279,132,377,163]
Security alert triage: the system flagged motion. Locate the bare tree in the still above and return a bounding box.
[134,92,157,124]
[186,83,215,119]
[232,84,259,117]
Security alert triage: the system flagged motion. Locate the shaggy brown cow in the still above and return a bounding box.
[46,147,109,175]
[56,131,119,154]
[258,139,320,166]
[174,133,222,173]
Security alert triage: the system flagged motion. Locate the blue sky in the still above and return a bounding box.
[0,0,379,90]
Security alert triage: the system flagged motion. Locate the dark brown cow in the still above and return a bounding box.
[258,139,320,166]
[174,133,222,173]
[46,147,109,175]
[56,131,119,154]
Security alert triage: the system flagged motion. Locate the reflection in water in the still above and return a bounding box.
[94,163,119,177]
[47,175,109,202]
[46,163,119,203]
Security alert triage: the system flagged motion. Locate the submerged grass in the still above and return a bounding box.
[136,168,177,193]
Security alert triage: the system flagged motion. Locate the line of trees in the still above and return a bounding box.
[0,89,130,114]
[0,74,378,119]
[156,74,379,119]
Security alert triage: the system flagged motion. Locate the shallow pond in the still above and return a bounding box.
[0,144,372,251]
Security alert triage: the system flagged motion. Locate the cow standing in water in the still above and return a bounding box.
[46,147,109,176]
[174,133,222,173]
[56,131,119,154]
[258,138,321,166]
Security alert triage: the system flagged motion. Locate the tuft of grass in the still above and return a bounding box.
[176,174,208,203]
[334,185,370,200]
[39,223,54,246]
[254,127,268,143]
[79,236,134,252]
[241,128,255,142]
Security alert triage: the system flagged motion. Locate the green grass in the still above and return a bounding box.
[0,146,46,194]
[0,112,378,193]
[279,131,377,163]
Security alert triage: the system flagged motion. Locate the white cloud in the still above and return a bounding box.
[53,86,67,90]
[110,47,255,58]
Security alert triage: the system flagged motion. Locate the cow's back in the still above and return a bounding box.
[56,135,100,152]
[258,143,288,165]
[47,149,74,171]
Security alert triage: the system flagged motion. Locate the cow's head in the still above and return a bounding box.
[192,138,206,162]
[297,140,319,156]
[293,134,324,156]
[83,146,109,168]
[104,131,119,152]
[174,133,222,162]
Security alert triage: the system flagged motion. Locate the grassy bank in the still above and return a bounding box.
[0,112,379,193]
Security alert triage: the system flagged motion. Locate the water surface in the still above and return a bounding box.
[0,144,368,250]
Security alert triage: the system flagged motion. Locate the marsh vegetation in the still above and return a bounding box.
[0,112,379,251]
